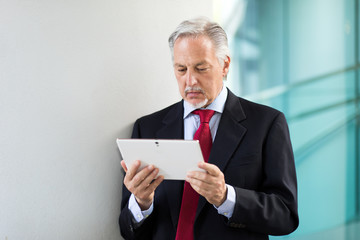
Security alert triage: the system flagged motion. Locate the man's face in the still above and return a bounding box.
[173,36,230,108]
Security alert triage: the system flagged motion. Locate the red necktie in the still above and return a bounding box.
[175,109,215,240]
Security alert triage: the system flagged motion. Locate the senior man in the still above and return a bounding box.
[119,17,299,240]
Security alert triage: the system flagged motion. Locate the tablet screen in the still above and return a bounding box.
[116,139,204,180]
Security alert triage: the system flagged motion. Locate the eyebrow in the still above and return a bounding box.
[174,61,209,68]
[195,61,209,67]
[174,63,185,68]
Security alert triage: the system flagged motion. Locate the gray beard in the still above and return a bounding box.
[187,98,209,109]
[184,86,209,109]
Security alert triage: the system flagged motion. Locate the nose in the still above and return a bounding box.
[185,70,197,86]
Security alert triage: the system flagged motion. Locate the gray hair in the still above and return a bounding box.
[168,17,230,66]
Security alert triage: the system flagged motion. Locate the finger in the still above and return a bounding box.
[187,171,210,182]
[120,160,128,172]
[125,160,141,180]
[132,165,156,187]
[187,170,223,193]
[146,175,164,193]
[198,162,220,176]
[186,175,212,192]
[134,169,162,196]
[188,167,220,184]
[126,166,157,195]
[141,167,160,187]
[187,176,226,206]
[138,174,164,199]
[187,177,213,197]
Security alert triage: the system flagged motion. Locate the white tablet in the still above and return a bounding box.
[116,139,205,180]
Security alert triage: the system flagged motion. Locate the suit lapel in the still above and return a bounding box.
[208,90,247,171]
[155,101,184,140]
[196,89,247,219]
[155,101,184,229]
[154,94,248,226]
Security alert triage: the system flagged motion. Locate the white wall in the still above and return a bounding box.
[0,1,212,239]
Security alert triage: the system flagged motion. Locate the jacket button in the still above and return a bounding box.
[239,223,246,228]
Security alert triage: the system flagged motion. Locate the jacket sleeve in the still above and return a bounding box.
[119,120,156,240]
[228,113,299,235]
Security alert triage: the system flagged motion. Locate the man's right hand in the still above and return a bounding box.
[121,160,164,210]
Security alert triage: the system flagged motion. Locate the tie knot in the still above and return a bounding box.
[192,109,215,123]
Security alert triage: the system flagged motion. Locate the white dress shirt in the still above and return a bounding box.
[128,86,236,223]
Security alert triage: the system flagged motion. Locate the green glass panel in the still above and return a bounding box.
[286,71,356,118]
[289,103,357,157]
[221,0,359,238]
[288,0,355,83]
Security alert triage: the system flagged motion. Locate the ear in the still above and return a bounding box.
[222,56,231,77]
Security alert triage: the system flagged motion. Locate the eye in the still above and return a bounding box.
[177,68,186,73]
[197,68,208,72]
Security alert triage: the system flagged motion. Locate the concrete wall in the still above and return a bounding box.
[0,1,212,239]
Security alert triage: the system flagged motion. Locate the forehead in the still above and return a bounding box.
[173,36,217,65]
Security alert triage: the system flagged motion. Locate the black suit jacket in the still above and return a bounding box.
[119,89,299,240]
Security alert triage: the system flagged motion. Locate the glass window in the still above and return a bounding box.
[216,0,360,238]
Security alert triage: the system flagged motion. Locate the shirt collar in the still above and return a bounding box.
[183,86,228,119]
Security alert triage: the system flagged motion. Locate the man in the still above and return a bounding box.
[119,17,298,240]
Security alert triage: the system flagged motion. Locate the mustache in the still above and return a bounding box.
[184,87,205,95]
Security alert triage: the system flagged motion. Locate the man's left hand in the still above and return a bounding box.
[186,162,227,207]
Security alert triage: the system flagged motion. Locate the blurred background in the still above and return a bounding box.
[215,0,360,239]
[1,0,359,239]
